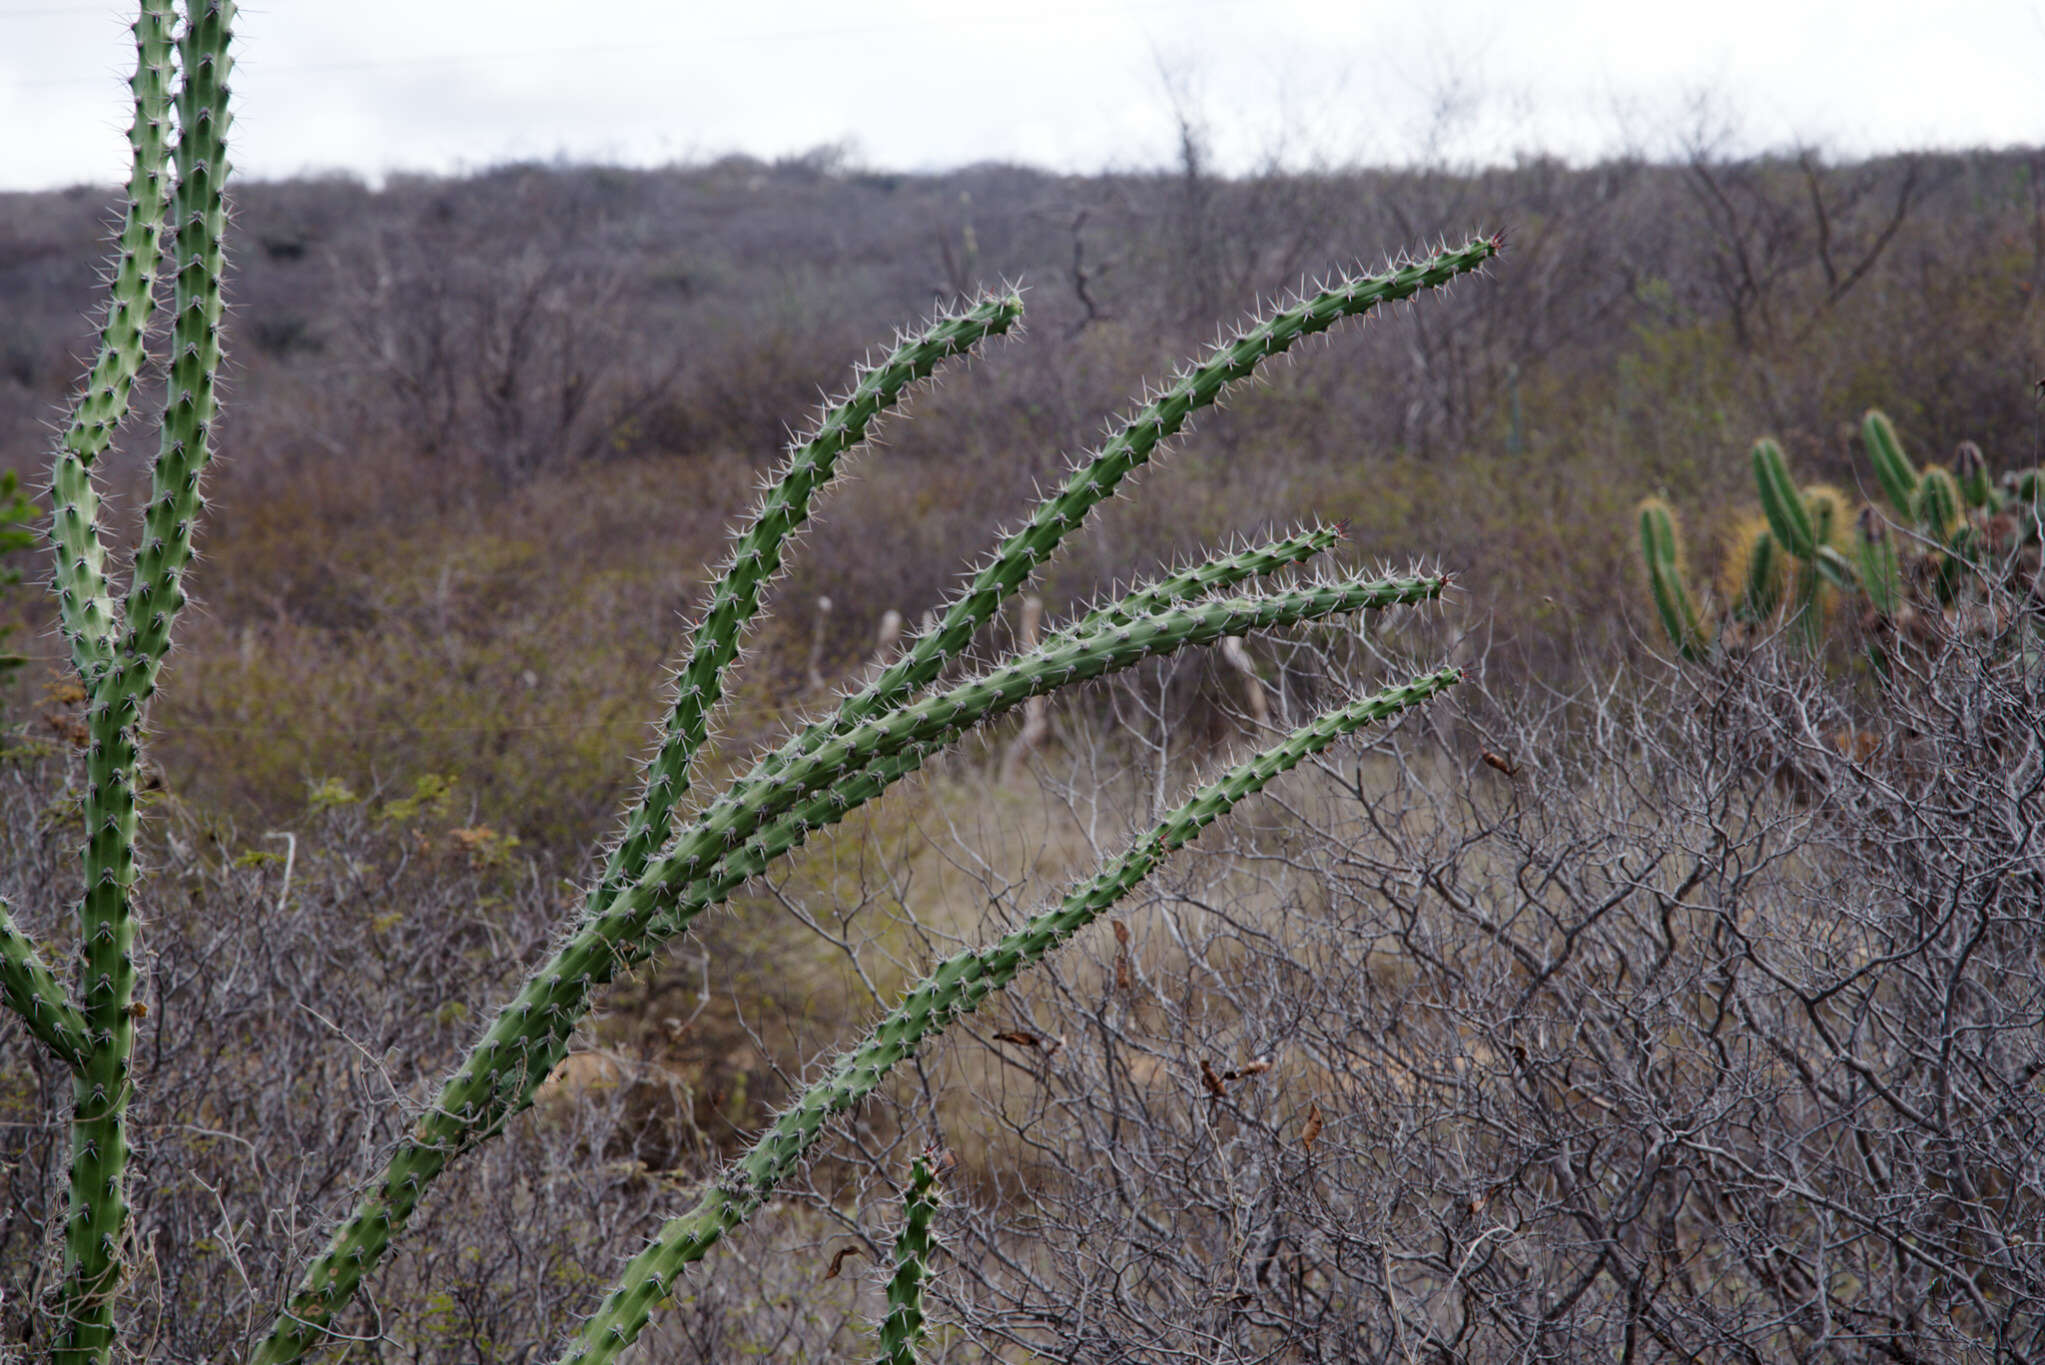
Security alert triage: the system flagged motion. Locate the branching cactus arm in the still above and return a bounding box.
[874,1153,943,1365]
[588,295,1023,917]
[763,239,1499,783]
[252,569,1448,1361]
[47,0,175,685]
[553,669,1460,1365]
[253,246,1490,1364]
[1055,521,1345,642]
[0,898,89,1071]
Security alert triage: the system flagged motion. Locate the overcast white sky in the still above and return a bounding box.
[6,0,2042,191]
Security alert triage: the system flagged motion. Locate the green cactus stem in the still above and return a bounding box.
[47,0,175,685]
[1784,559,1825,653]
[552,668,1460,1365]
[1857,507,1902,619]
[1862,409,1919,520]
[121,0,233,675]
[0,899,88,1072]
[1738,524,1784,622]
[874,1154,943,1365]
[1955,441,1992,509]
[60,7,235,1362]
[1915,465,1961,541]
[1638,498,1707,660]
[756,239,1497,790]
[250,570,1445,1364]
[584,294,1020,929]
[253,244,1494,1365]
[1752,438,1817,561]
[1059,522,1344,641]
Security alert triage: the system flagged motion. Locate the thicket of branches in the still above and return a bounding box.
[5,570,2039,1360]
[6,142,2040,849]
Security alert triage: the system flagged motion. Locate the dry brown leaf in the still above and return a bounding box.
[1481,749,1519,777]
[1301,1101,1324,1152]
[822,1244,865,1280]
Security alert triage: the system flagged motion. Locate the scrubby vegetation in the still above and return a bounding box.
[3,126,2041,844]
[1,3,2042,1361]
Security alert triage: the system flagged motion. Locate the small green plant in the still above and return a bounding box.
[0,4,1497,1360]
[1636,409,2044,662]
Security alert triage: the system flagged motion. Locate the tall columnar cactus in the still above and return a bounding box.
[0,4,1504,1358]
[1856,507,1903,620]
[1914,465,1961,541]
[24,4,235,1361]
[1721,515,1784,623]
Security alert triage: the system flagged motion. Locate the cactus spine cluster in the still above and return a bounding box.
[1636,410,2045,661]
[1,6,1500,1358]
